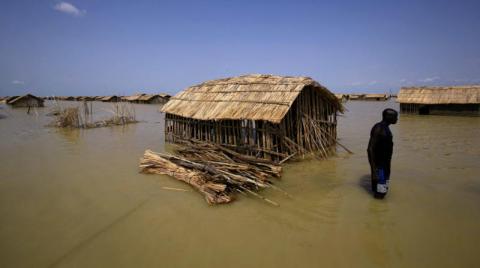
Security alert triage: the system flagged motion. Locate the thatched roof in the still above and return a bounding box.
[7,94,44,104]
[123,94,144,101]
[101,95,119,101]
[397,86,480,104]
[158,93,171,98]
[161,74,341,123]
[122,93,170,101]
[364,94,388,98]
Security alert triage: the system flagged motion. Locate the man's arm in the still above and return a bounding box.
[367,124,384,170]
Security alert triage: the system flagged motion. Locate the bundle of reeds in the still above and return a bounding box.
[139,139,284,205]
[54,107,83,128]
[105,102,137,125]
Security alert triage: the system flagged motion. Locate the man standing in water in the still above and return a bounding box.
[367,108,398,199]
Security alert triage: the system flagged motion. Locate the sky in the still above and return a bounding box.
[1,0,479,96]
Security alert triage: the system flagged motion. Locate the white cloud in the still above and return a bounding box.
[53,2,86,17]
[368,80,378,86]
[12,80,25,85]
[419,76,439,83]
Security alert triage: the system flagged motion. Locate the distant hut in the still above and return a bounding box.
[161,74,343,160]
[398,85,480,116]
[138,94,169,104]
[123,94,144,102]
[159,93,171,102]
[101,95,121,102]
[78,96,94,101]
[7,94,44,108]
[348,94,364,100]
[363,94,389,101]
[335,94,349,102]
[124,93,171,104]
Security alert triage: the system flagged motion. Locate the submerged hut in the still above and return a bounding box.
[363,94,389,101]
[398,85,480,116]
[101,95,121,102]
[348,94,365,100]
[124,93,171,104]
[161,74,343,160]
[7,94,44,107]
[159,93,171,102]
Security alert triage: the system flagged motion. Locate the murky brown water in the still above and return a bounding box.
[1,100,479,268]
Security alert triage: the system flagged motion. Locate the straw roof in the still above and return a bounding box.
[123,94,144,101]
[158,93,171,98]
[123,94,166,102]
[364,94,388,98]
[161,74,341,123]
[7,94,44,104]
[100,95,119,101]
[397,86,480,104]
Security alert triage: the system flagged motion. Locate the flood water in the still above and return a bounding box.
[1,100,479,268]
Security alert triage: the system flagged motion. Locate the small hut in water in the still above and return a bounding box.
[348,94,364,100]
[363,94,389,101]
[7,94,44,107]
[161,74,343,160]
[398,85,480,116]
[101,95,121,102]
[123,94,167,104]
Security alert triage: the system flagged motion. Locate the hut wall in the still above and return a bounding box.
[400,103,480,116]
[164,87,338,160]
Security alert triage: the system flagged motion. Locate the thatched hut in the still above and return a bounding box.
[100,95,121,102]
[363,94,389,101]
[348,94,364,100]
[130,94,169,104]
[159,93,171,102]
[77,96,94,101]
[398,85,480,116]
[124,93,171,104]
[161,74,343,160]
[7,94,44,107]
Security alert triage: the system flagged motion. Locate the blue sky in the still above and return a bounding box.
[1,0,479,96]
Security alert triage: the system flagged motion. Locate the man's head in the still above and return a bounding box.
[382,108,398,125]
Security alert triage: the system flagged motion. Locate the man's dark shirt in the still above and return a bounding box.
[367,121,393,169]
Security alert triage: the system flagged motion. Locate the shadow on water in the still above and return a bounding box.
[358,174,373,196]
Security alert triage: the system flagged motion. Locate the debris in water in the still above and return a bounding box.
[139,139,283,205]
